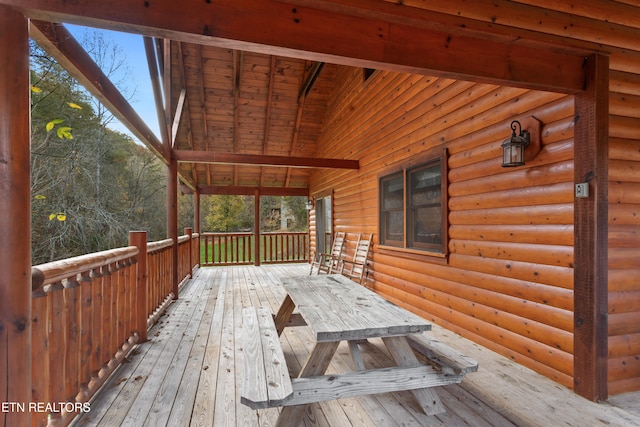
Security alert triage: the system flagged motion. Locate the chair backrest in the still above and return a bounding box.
[340,233,373,283]
[351,233,372,264]
[330,232,346,258]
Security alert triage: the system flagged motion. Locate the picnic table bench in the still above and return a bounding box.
[240,275,478,427]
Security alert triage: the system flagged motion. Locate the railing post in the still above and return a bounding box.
[185,227,193,278]
[254,190,261,266]
[129,231,148,343]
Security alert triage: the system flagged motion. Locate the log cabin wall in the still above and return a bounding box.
[608,71,640,396]
[310,66,576,388]
[394,0,640,397]
[306,0,640,397]
[310,62,640,395]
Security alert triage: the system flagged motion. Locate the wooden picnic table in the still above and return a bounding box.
[271,274,450,426]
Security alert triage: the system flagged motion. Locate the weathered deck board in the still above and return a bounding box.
[73,265,640,427]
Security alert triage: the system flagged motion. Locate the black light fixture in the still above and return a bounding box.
[305,199,313,210]
[501,120,531,167]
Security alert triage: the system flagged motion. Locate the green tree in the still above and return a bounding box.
[283,196,308,231]
[204,195,248,232]
[29,37,167,264]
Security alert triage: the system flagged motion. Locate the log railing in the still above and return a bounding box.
[201,231,308,266]
[30,231,199,426]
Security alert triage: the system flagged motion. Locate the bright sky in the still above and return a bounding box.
[66,25,161,142]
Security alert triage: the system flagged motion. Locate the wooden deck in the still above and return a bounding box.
[73,265,640,427]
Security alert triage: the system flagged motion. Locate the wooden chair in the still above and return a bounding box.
[339,233,373,284]
[309,231,346,275]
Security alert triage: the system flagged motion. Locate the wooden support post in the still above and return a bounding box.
[254,189,261,266]
[194,188,201,234]
[185,227,193,278]
[194,189,201,268]
[167,159,179,299]
[573,53,609,401]
[129,231,148,343]
[0,7,31,426]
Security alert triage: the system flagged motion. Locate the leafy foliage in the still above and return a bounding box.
[204,195,249,232]
[28,32,308,264]
[202,195,308,233]
[30,38,167,264]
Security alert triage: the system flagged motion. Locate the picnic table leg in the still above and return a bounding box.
[274,294,296,335]
[276,341,340,427]
[348,340,365,371]
[382,336,446,415]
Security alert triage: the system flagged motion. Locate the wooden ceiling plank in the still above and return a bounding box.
[174,150,359,169]
[10,0,587,93]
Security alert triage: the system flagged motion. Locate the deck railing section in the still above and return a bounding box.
[261,232,309,264]
[30,231,199,426]
[201,232,253,265]
[145,237,174,329]
[201,231,308,265]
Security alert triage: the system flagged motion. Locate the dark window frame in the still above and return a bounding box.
[379,172,404,248]
[378,148,448,258]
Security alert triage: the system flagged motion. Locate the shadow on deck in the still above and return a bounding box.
[73,265,640,427]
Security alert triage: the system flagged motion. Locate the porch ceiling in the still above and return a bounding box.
[169,44,340,193]
[18,0,591,196]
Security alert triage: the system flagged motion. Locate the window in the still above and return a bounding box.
[380,173,404,247]
[379,149,448,256]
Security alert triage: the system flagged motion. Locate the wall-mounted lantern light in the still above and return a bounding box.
[502,120,530,167]
[501,117,542,168]
[305,199,313,210]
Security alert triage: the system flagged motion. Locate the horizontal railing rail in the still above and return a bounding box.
[200,231,308,266]
[30,230,199,426]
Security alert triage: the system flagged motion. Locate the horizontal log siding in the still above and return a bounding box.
[608,75,640,395]
[311,66,577,388]
[386,0,640,396]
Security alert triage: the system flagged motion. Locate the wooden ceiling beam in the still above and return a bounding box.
[196,185,309,197]
[232,50,243,187]
[298,61,325,102]
[195,45,209,140]
[173,150,359,169]
[171,88,187,148]
[9,0,587,93]
[192,44,209,185]
[162,39,172,152]
[143,36,170,147]
[287,85,307,186]
[260,56,277,188]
